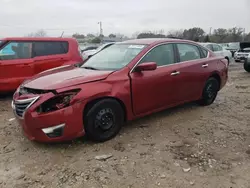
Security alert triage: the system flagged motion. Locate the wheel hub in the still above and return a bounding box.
[206,83,216,99]
[95,108,114,131]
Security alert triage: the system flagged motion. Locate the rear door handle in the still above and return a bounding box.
[202,64,208,68]
[171,71,180,76]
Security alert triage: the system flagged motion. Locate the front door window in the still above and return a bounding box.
[0,42,32,60]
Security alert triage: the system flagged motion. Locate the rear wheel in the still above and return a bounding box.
[198,77,219,106]
[244,60,250,72]
[235,60,240,62]
[225,57,229,64]
[84,99,124,142]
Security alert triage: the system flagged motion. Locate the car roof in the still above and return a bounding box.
[1,37,76,42]
[199,42,215,45]
[119,38,193,45]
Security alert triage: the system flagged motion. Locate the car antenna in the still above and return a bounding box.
[60,31,64,38]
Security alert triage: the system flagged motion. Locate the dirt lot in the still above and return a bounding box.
[0,62,250,188]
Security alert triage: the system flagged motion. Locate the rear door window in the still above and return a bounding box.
[177,43,201,62]
[33,41,69,57]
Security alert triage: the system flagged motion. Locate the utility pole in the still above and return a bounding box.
[209,27,212,36]
[98,21,103,36]
[243,28,246,41]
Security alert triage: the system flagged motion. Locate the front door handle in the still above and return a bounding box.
[202,64,208,68]
[171,71,180,76]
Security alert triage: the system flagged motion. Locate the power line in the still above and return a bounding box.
[0,25,89,30]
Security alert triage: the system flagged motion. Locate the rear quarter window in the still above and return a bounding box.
[33,41,69,57]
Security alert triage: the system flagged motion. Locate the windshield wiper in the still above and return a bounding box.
[81,66,99,70]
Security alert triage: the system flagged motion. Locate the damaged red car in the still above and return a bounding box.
[12,38,228,143]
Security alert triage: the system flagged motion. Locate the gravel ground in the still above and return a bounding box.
[0,62,250,188]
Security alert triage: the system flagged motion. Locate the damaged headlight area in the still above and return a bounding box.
[37,89,81,113]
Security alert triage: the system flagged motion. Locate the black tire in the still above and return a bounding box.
[198,77,219,106]
[84,99,124,142]
[244,61,250,72]
[235,60,240,62]
[225,57,229,64]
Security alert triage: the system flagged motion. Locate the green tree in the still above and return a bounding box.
[204,35,211,42]
[91,37,101,43]
[109,34,116,38]
[183,27,205,41]
[137,32,166,39]
[86,33,95,38]
[72,33,85,39]
[167,29,184,39]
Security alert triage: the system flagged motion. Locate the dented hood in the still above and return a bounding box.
[23,65,114,90]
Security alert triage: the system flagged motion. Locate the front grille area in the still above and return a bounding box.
[13,97,39,117]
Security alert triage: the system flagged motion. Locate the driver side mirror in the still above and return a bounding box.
[134,62,157,72]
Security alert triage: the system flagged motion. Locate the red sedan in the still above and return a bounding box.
[12,38,228,142]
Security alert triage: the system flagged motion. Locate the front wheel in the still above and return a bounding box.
[244,61,250,72]
[84,99,124,142]
[198,77,219,106]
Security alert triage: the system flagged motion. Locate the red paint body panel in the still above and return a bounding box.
[0,37,82,92]
[12,39,228,142]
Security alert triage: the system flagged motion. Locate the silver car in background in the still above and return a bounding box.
[200,42,233,64]
[81,42,115,60]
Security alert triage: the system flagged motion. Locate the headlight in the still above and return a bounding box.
[37,89,81,113]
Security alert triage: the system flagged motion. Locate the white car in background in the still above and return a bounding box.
[234,42,250,62]
[81,42,115,60]
[200,43,233,64]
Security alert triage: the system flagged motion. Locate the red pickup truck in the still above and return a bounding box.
[0,37,83,92]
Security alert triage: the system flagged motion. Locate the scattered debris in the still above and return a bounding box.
[8,118,15,122]
[183,168,191,172]
[190,181,195,185]
[160,174,166,179]
[95,154,113,161]
[16,174,25,180]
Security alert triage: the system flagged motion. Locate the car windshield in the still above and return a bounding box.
[81,44,146,70]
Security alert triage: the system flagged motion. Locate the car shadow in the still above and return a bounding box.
[33,101,201,149]
[0,92,14,101]
[123,102,200,131]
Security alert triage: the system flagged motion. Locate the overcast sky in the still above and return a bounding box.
[1,0,250,37]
